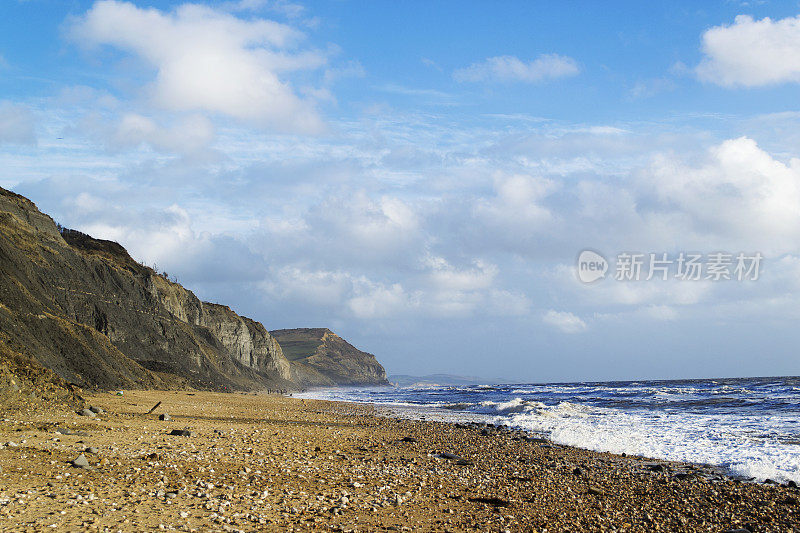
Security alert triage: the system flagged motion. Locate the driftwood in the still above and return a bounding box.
[146,401,162,414]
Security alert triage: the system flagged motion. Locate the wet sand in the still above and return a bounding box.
[0,390,797,532]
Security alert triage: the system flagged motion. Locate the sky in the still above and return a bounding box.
[2,0,800,382]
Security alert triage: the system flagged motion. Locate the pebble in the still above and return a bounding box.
[468,496,510,507]
[85,447,99,454]
[169,429,193,437]
[55,427,89,437]
[587,485,606,496]
[434,452,474,466]
[524,436,548,443]
[71,454,91,469]
[78,409,96,418]
[88,406,104,414]
[159,413,171,421]
[3,391,797,532]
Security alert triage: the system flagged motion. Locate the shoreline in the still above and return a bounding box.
[366,401,739,483]
[0,390,797,532]
[295,382,800,488]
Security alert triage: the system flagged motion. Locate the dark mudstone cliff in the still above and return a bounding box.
[270,328,388,386]
[0,187,386,391]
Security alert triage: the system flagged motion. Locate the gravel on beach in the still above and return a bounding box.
[0,390,797,532]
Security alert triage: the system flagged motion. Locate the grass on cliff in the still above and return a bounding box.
[276,340,322,361]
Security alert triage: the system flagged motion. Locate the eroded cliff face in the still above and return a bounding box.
[201,303,291,380]
[270,328,388,386]
[0,187,388,391]
[0,187,292,390]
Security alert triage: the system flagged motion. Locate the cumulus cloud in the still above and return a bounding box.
[297,192,422,267]
[69,201,269,286]
[111,113,215,155]
[696,14,800,87]
[347,281,410,319]
[543,310,587,333]
[0,101,36,145]
[647,136,800,254]
[472,172,556,242]
[264,267,354,308]
[423,256,496,292]
[16,99,800,378]
[71,0,325,133]
[454,54,579,83]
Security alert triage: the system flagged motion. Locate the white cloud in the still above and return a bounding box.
[13,81,800,378]
[473,172,556,231]
[111,113,215,155]
[543,310,587,333]
[305,192,421,263]
[58,85,120,109]
[377,83,452,99]
[697,14,800,87]
[323,60,365,85]
[265,267,353,307]
[71,0,325,133]
[486,290,531,316]
[0,101,36,145]
[629,77,676,99]
[423,256,497,292]
[454,54,579,83]
[644,305,679,321]
[648,136,800,254]
[348,281,411,319]
[224,0,306,19]
[421,57,442,71]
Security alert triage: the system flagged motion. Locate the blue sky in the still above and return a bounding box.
[2,0,800,381]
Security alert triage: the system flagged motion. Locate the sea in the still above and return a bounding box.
[295,376,800,484]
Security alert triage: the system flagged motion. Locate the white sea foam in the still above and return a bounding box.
[497,405,800,483]
[479,397,546,414]
[295,379,800,484]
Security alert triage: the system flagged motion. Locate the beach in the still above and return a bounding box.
[0,390,797,532]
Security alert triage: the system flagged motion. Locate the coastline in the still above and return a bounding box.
[296,379,800,487]
[0,390,797,532]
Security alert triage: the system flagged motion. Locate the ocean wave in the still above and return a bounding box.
[478,397,546,414]
[494,405,800,484]
[296,377,800,484]
[437,402,474,411]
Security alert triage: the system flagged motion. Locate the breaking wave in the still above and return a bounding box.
[295,376,800,483]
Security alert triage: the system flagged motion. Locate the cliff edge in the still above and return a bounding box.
[0,187,386,392]
[270,328,388,386]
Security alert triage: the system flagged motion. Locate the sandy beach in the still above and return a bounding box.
[0,390,797,532]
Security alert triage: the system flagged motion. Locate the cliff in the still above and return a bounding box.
[270,328,388,386]
[0,187,385,392]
